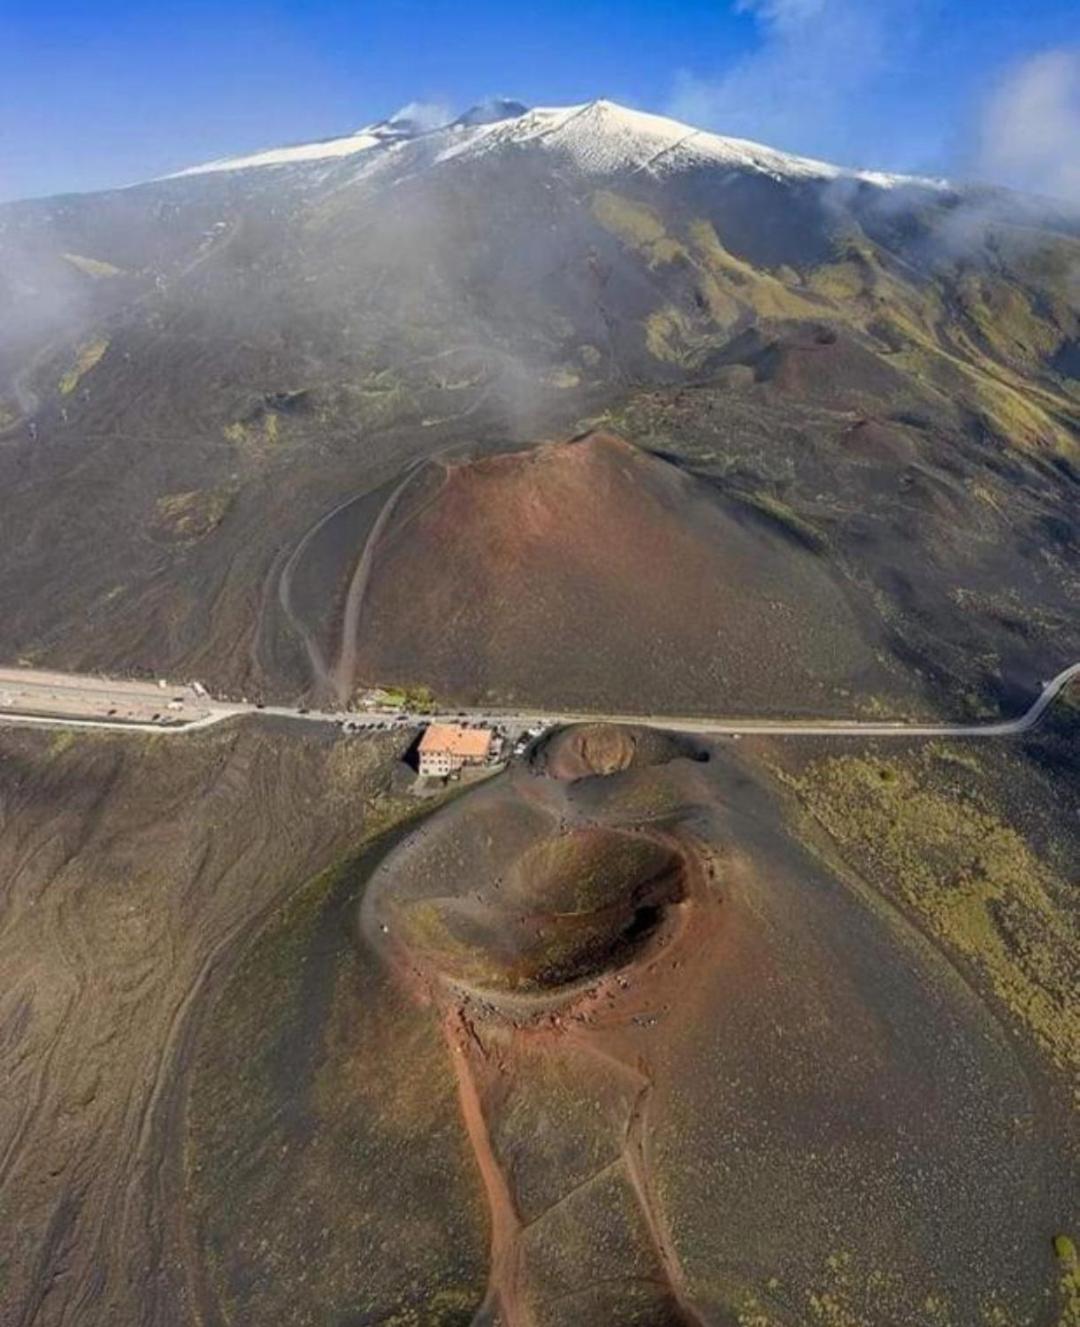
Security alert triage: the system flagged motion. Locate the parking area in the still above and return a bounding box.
[0,668,214,727]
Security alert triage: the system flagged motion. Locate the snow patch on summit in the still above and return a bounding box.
[162,97,947,192]
[163,130,387,178]
[436,100,945,190]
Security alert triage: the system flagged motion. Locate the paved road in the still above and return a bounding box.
[0,663,1077,742]
[0,669,217,728]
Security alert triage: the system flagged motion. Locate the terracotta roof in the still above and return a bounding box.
[418,723,493,758]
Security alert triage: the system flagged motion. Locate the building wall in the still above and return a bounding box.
[419,750,486,777]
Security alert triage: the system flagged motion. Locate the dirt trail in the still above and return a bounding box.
[271,457,437,707]
[277,488,377,699]
[330,457,442,705]
[443,993,703,1326]
[365,770,722,1324]
[444,1007,534,1327]
[622,1079,708,1326]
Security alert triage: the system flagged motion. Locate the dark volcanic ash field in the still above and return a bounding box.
[183,720,1079,1327]
[0,707,1076,1324]
[1,100,1079,1327]
[2,99,1079,722]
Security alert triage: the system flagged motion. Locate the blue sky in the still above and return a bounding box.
[1,0,1078,201]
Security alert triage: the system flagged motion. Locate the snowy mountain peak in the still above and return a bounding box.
[162,127,388,179]
[453,99,530,128]
[161,97,946,193]
[163,104,435,180]
[368,102,455,136]
[459,100,942,190]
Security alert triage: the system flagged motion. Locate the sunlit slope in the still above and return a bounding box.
[0,100,1075,706]
[351,431,904,715]
[2,106,1076,453]
[182,722,1080,1325]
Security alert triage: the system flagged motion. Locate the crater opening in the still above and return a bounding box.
[621,901,664,945]
[389,827,690,997]
[534,723,707,781]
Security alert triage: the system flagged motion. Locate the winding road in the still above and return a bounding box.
[0,662,1077,742]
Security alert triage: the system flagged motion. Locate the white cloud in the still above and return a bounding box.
[977,49,1080,202]
[386,100,454,132]
[667,0,923,170]
[734,0,828,30]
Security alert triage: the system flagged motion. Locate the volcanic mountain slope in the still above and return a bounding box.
[0,100,1077,708]
[602,336,1080,718]
[0,718,426,1327]
[180,713,1080,1326]
[348,429,908,715]
[0,700,1076,1326]
[1,96,1079,1327]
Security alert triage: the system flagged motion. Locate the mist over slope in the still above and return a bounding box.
[0,98,1077,712]
[2,98,1080,1327]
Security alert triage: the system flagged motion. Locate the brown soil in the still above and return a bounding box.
[359,750,724,1325]
[378,824,689,996]
[351,430,898,716]
[344,728,1067,1325]
[8,718,1070,1324]
[0,719,420,1327]
[840,416,921,464]
[749,326,910,406]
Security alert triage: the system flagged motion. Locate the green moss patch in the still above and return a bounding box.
[786,750,1080,1088]
[59,338,109,394]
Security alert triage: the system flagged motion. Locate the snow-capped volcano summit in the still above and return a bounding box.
[452,98,530,128]
[163,104,432,178]
[2,63,1076,754]
[163,98,944,191]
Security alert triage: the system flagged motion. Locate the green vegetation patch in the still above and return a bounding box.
[61,252,123,279]
[688,218,822,322]
[377,682,437,712]
[1055,1234,1080,1327]
[151,488,234,542]
[48,730,75,758]
[735,489,826,552]
[339,375,421,430]
[58,338,109,394]
[786,750,1080,1089]
[590,190,687,267]
[223,410,280,450]
[645,304,703,364]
